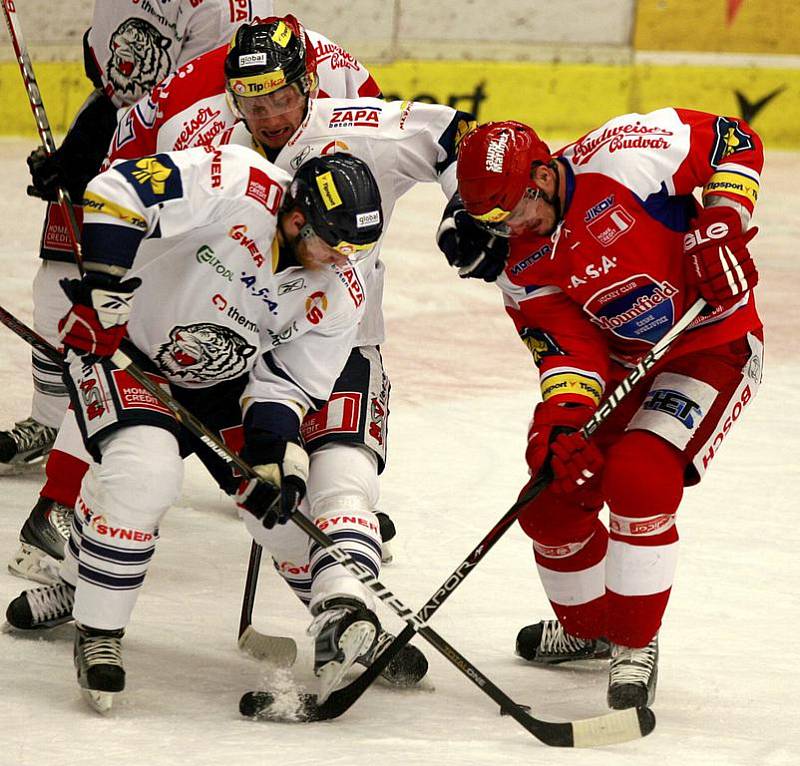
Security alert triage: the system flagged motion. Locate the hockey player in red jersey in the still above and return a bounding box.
[448,110,764,709]
[0,0,275,469]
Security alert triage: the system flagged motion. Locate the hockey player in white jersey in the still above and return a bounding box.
[9,146,383,711]
[9,13,387,586]
[0,0,274,469]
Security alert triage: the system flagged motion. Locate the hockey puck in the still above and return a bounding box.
[240,690,274,718]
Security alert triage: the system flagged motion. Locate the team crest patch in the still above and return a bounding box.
[519,328,565,367]
[107,18,172,103]
[154,323,256,383]
[584,274,678,344]
[116,154,182,206]
[710,117,755,167]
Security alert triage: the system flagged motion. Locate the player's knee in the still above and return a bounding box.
[518,487,598,547]
[306,443,379,513]
[603,430,684,518]
[85,425,183,527]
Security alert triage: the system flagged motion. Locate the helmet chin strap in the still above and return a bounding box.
[540,160,563,228]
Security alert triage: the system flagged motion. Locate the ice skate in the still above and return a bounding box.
[309,597,380,703]
[516,619,611,664]
[8,497,72,584]
[0,416,57,471]
[607,636,659,709]
[75,623,126,714]
[5,579,75,630]
[358,629,429,687]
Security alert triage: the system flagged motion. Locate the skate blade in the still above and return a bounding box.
[0,456,48,475]
[238,626,298,667]
[7,542,61,585]
[317,622,377,704]
[82,689,118,714]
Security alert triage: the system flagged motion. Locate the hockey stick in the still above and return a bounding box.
[241,297,708,729]
[0,306,654,747]
[238,540,298,666]
[1,0,84,268]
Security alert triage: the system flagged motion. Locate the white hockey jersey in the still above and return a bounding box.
[81,144,365,422]
[105,25,380,162]
[87,0,274,107]
[224,98,473,345]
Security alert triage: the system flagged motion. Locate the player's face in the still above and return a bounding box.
[238,85,308,150]
[296,235,351,270]
[504,186,557,237]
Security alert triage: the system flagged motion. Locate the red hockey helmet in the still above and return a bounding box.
[457,121,551,223]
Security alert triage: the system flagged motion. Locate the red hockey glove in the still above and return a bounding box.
[684,206,758,308]
[525,400,593,473]
[58,273,140,357]
[549,430,604,495]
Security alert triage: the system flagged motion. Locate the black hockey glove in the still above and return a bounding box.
[236,433,309,529]
[436,193,509,282]
[26,89,118,202]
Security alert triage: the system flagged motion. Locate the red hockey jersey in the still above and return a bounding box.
[499,108,764,409]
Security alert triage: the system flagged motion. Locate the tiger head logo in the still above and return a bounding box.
[154,323,257,384]
[107,18,173,102]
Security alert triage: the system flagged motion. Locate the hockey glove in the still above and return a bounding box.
[26,147,64,202]
[236,436,309,529]
[27,91,118,202]
[436,194,509,282]
[525,400,603,494]
[58,272,141,357]
[684,205,758,308]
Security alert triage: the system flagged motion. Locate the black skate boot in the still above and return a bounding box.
[8,496,73,584]
[6,579,75,630]
[358,629,429,687]
[74,623,126,713]
[0,416,57,469]
[516,619,611,664]
[376,511,396,564]
[309,596,380,702]
[607,636,659,709]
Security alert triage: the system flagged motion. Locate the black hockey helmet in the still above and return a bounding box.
[224,15,317,116]
[285,154,383,258]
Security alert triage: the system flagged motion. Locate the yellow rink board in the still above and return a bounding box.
[1,59,798,148]
[634,0,800,55]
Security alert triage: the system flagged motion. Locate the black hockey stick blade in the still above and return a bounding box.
[240,684,655,747]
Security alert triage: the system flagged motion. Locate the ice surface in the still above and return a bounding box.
[0,138,797,765]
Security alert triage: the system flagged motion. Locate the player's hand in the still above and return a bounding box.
[525,401,602,493]
[549,430,604,495]
[58,273,140,357]
[437,194,508,282]
[236,439,308,529]
[26,146,63,202]
[684,205,758,308]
